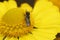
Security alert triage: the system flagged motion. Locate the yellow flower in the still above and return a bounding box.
[0,0,60,40]
[0,0,33,40]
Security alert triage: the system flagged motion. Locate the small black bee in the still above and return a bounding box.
[25,12,30,26]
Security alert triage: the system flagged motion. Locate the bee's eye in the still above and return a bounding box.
[15,0,35,8]
[25,11,30,26]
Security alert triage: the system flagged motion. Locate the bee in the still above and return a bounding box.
[25,11,30,26]
[1,0,37,40]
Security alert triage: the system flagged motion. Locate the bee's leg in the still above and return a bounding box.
[3,36,7,40]
[17,37,19,40]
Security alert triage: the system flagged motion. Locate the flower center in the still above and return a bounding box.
[0,8,34,38]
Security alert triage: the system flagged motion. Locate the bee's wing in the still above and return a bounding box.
[30,0,60,40]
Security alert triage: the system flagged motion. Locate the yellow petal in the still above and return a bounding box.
[6,37,18,40]
[5,1,17,10]
[0,0,17,20]
[21,3,32,12]
[31,0,60,28]
[0,2,7,20]
[20,34,36,40]
[30,1,60,40]
[32,29,57,40]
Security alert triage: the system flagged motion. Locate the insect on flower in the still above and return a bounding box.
[0,0,37,40]
[0,0,60,40]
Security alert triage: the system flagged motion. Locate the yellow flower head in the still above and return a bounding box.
[0,0,34,40]
[0,0,60,40]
